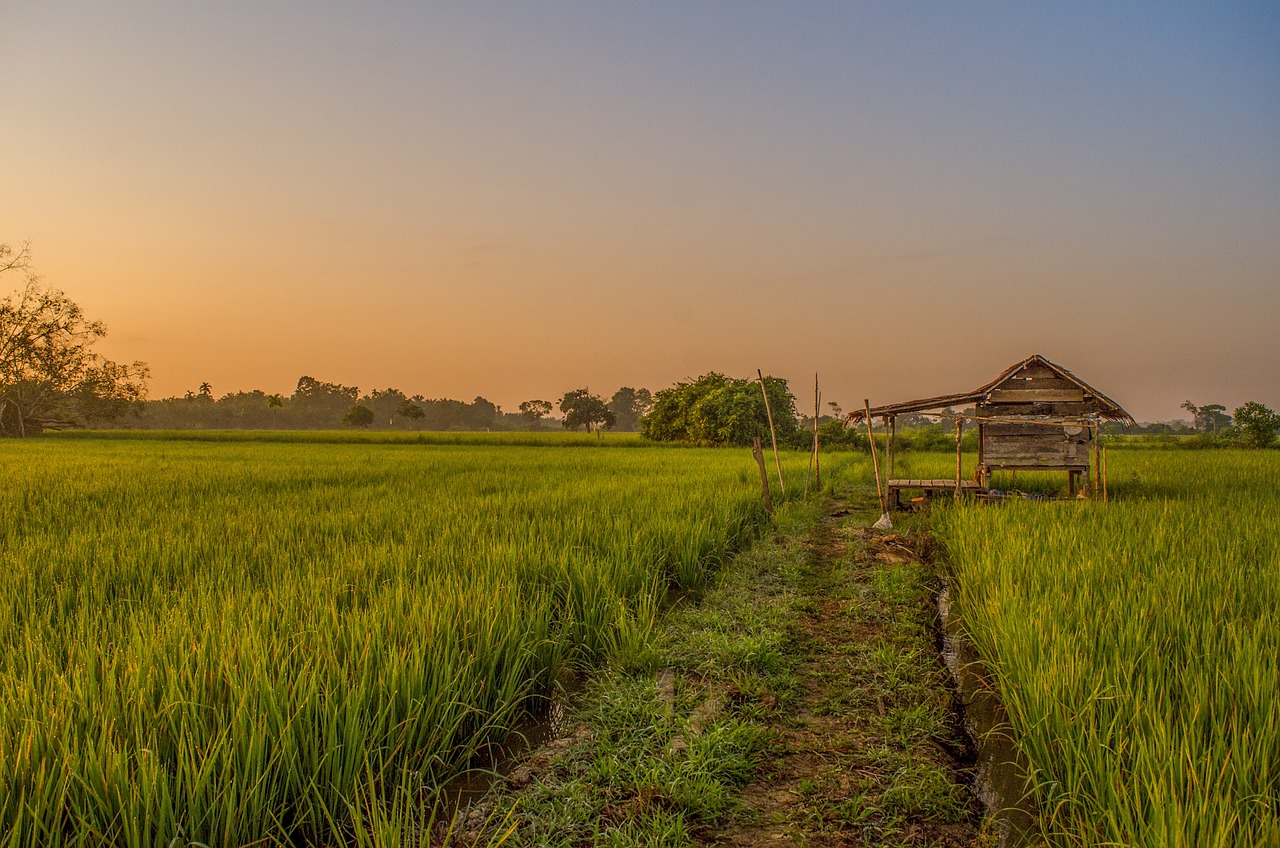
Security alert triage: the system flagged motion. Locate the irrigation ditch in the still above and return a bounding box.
[936,582,1042,846]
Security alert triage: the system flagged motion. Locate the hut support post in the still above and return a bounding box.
[976,420,986,486]
[886,414,895,481]
[954,417,963,497]
[1092,416,1101,497]
[1102,445,1109,502]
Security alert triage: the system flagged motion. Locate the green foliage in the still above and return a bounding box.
[936,450,1280,846]
[1181,400,1232,434]
[559,388,615,432]
[1232,400,1279,448]
[608,387,653,432]
[395,398,424,423]
[642,372,798,446]
[343,403,375,427]
[0,438,827,845]
[0,241,149,436]
[518,399,553,422]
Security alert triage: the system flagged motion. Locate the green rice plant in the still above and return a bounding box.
[0,436,855,846]
[935,450,1280,847]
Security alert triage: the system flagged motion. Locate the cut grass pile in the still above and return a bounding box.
[934,450,1280,847]
[0,436,856,846]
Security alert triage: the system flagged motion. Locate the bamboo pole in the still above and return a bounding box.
[1092,416,1101,497]
[758,370,786,495]
[864,399,885,514]
[955,417,963,497]
[813,375,821,491]
[1102,445,1109,503]
[752,437,773,514]
[887,414,895,481]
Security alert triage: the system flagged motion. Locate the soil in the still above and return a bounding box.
[708,509,984,847]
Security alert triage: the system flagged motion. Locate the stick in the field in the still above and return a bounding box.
[864,399,888,524]
[758,369,786,495]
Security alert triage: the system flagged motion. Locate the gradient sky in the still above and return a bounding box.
[3,2,1277,421]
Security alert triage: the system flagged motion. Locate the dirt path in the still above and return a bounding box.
[469,496,988,847]
[711,505,984,847]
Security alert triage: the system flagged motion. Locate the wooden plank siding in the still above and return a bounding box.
[982,433,1090,468]
[988,388,1086,403]
[995,376,1080,390]
[983,422,1091,437]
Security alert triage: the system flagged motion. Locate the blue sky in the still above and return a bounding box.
[2,1,1277,419]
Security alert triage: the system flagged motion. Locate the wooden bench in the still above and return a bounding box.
[886,479,984,509]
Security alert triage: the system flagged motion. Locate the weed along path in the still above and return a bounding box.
[473,493,986,848]
[714,500,981,847]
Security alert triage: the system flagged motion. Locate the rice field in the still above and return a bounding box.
[935,450,1280,847]
[0,435,848,847]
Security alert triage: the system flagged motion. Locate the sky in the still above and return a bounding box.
[2,1,1277,422]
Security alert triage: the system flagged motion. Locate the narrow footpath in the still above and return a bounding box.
[466,493,990,848]
[712,501,984,847]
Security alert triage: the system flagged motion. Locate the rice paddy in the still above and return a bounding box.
[935,450,1280,847]
[4,434,1276,847]
[0,435,846,846]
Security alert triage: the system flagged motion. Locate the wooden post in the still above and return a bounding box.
[752,437,773,514]
[864,400,886,514]
[1102,445,1109,503]
[886,414,895,481]
[758,370,786,495]
[1092,416,1101,497]
[813,375,821,491]
[955,416,963,497]
[976,418,986,486]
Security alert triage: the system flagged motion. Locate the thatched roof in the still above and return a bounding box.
[845,354,1134,424]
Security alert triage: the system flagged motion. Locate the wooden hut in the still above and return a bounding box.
[846,354,1133,505]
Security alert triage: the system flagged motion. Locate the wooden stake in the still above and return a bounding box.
[887,414,895,481]
[1092,416,1101,497]
[758,370,786,495]
[752,437,773,514]
[955,417,963,498]
[1102,445,1109,503]
[813,375,821,491]
[864,399,885,514]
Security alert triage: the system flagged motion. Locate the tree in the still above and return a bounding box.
[396,398,425,427]
[608,387,653,432]
[1233,401,1280,448]
[559,388,615,432]
[519,399,553,422]
[1182,400,1231,434]
[0,241,148,436]
[343,403,375,428]
[266,393,284,409]
[643,372,798,446]
[198,381,213,400]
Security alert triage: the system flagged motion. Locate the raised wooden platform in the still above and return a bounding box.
[886,478,983,508]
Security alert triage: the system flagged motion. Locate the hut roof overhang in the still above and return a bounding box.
[845,354,1134,425]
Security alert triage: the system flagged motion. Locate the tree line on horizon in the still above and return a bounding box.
[4,240,1279,447]
[128,379,657,433]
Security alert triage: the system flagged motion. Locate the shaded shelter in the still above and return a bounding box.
[847,355,1133,504]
